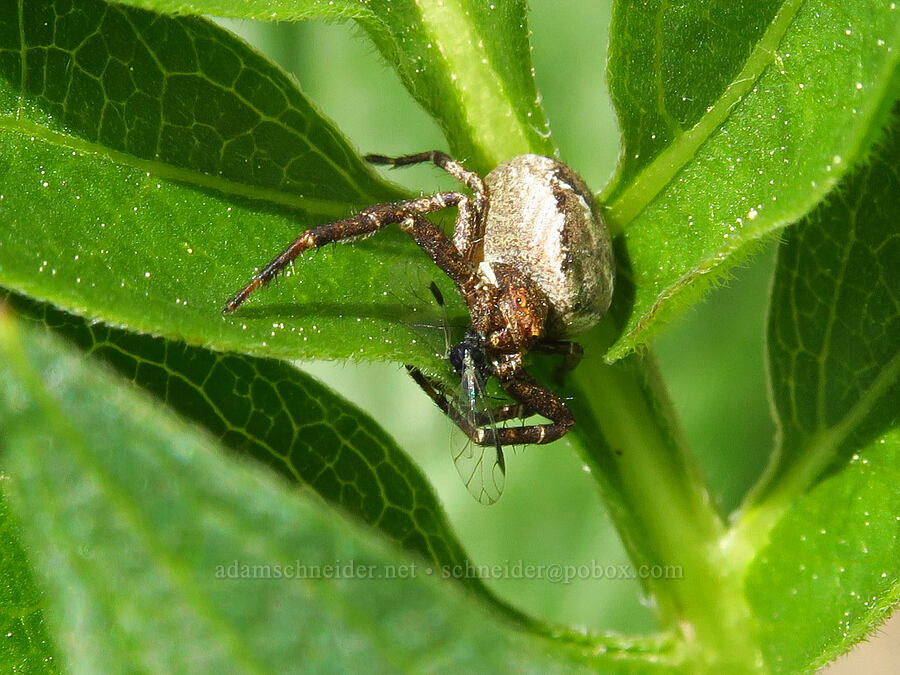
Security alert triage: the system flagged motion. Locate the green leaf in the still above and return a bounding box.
[2,1,392,203]
[733,105,900,672]
[114,0,556,171]
[605,0,782,203]
[743,105,900,533]
[2,291,473,578]
[0,0,464,372]
[603,0,900,359]
[744,429,900,673]
[0,488,58,673]
[0,310,667,673]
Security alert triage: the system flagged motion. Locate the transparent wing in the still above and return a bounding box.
[451,353,506,505]
[452,441,505,505]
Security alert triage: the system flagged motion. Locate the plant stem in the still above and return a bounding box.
[568,322,762,671]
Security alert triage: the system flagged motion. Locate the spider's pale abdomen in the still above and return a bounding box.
[482,154,615,338]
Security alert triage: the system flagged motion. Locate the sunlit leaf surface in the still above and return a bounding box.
[0,0,464,373]
[603,0,900,359]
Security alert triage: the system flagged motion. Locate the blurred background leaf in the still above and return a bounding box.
[3,310,654,672]
[0,487,58,672]
[1,290,478,582]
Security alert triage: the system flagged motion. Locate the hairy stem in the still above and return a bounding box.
[568,322,762,671]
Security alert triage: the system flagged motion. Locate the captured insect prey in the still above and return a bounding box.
[406,282,509,504]
[224,151,615,504]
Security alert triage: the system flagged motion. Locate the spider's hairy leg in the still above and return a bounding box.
[366,151,486,264]
[223,193,470,314]
[478,370,574,447]
[405,366,462,425]
[397,214,473,287]
[365,151,484,197]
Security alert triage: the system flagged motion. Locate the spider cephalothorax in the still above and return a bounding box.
[467,262,549,353]
[224,151,614,503]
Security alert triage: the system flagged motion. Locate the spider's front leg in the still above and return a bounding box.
[365,151,486,261]
[223,194,472,314]
[407,364,573,448]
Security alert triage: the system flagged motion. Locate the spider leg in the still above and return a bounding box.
[399,214,473,288]
[408,364,572,447]
[224,194,471,314]
[365,151,485,261]
[533,339,584,382]
[481,369,575,447]
[405,366,481,441]
[406,365,511,505]
[365,151,484,197]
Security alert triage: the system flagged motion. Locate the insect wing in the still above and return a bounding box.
[452,442,505,506]
[451,350,505,505]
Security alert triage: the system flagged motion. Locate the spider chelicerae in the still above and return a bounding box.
[224,151,615,504]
